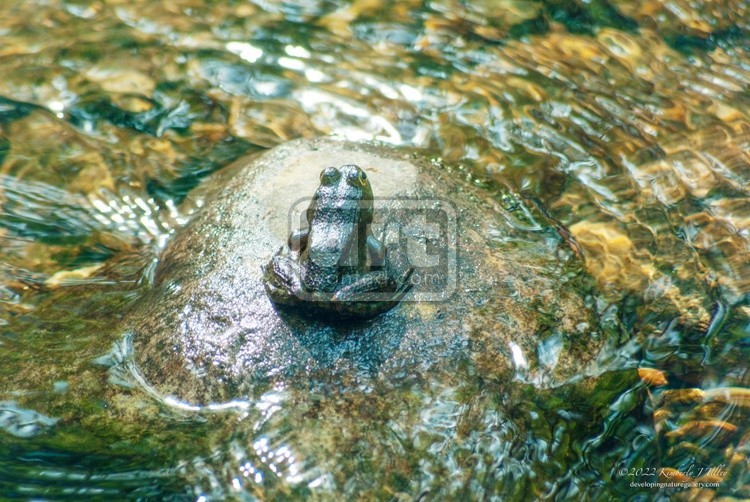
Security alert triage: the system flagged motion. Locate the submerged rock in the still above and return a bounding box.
[0,401,58,438]
[127,137,619,405]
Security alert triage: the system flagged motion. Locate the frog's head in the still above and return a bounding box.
[307,165,374,225]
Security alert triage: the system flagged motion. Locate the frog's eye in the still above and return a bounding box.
[320,167,340,185]
[346,168,368,187]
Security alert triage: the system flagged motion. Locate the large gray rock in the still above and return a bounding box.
[127,137,616,406]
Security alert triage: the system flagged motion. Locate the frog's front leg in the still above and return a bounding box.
[288,228,309,253]
[367,234,385,267]
[345,237,415,301]
[263,251,307,305]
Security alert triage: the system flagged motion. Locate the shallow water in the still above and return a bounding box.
[0,0,748,499]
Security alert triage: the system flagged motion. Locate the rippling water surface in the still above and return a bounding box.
[0,0,748,499]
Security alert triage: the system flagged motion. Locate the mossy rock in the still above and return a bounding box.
[127,137,618,405]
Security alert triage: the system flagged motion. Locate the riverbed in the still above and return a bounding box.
[0,1,748,499]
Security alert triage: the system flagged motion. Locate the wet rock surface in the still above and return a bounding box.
[129,137,611,405]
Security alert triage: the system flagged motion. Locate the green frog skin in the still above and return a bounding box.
[263,165,412,320]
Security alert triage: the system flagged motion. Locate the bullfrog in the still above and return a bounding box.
[263,164,413,320]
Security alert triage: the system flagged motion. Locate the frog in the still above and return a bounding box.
[262,164,413,320]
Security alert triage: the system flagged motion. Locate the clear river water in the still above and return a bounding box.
[0,0,748,500]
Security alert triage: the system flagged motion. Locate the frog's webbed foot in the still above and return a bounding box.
[263,251,306,305]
